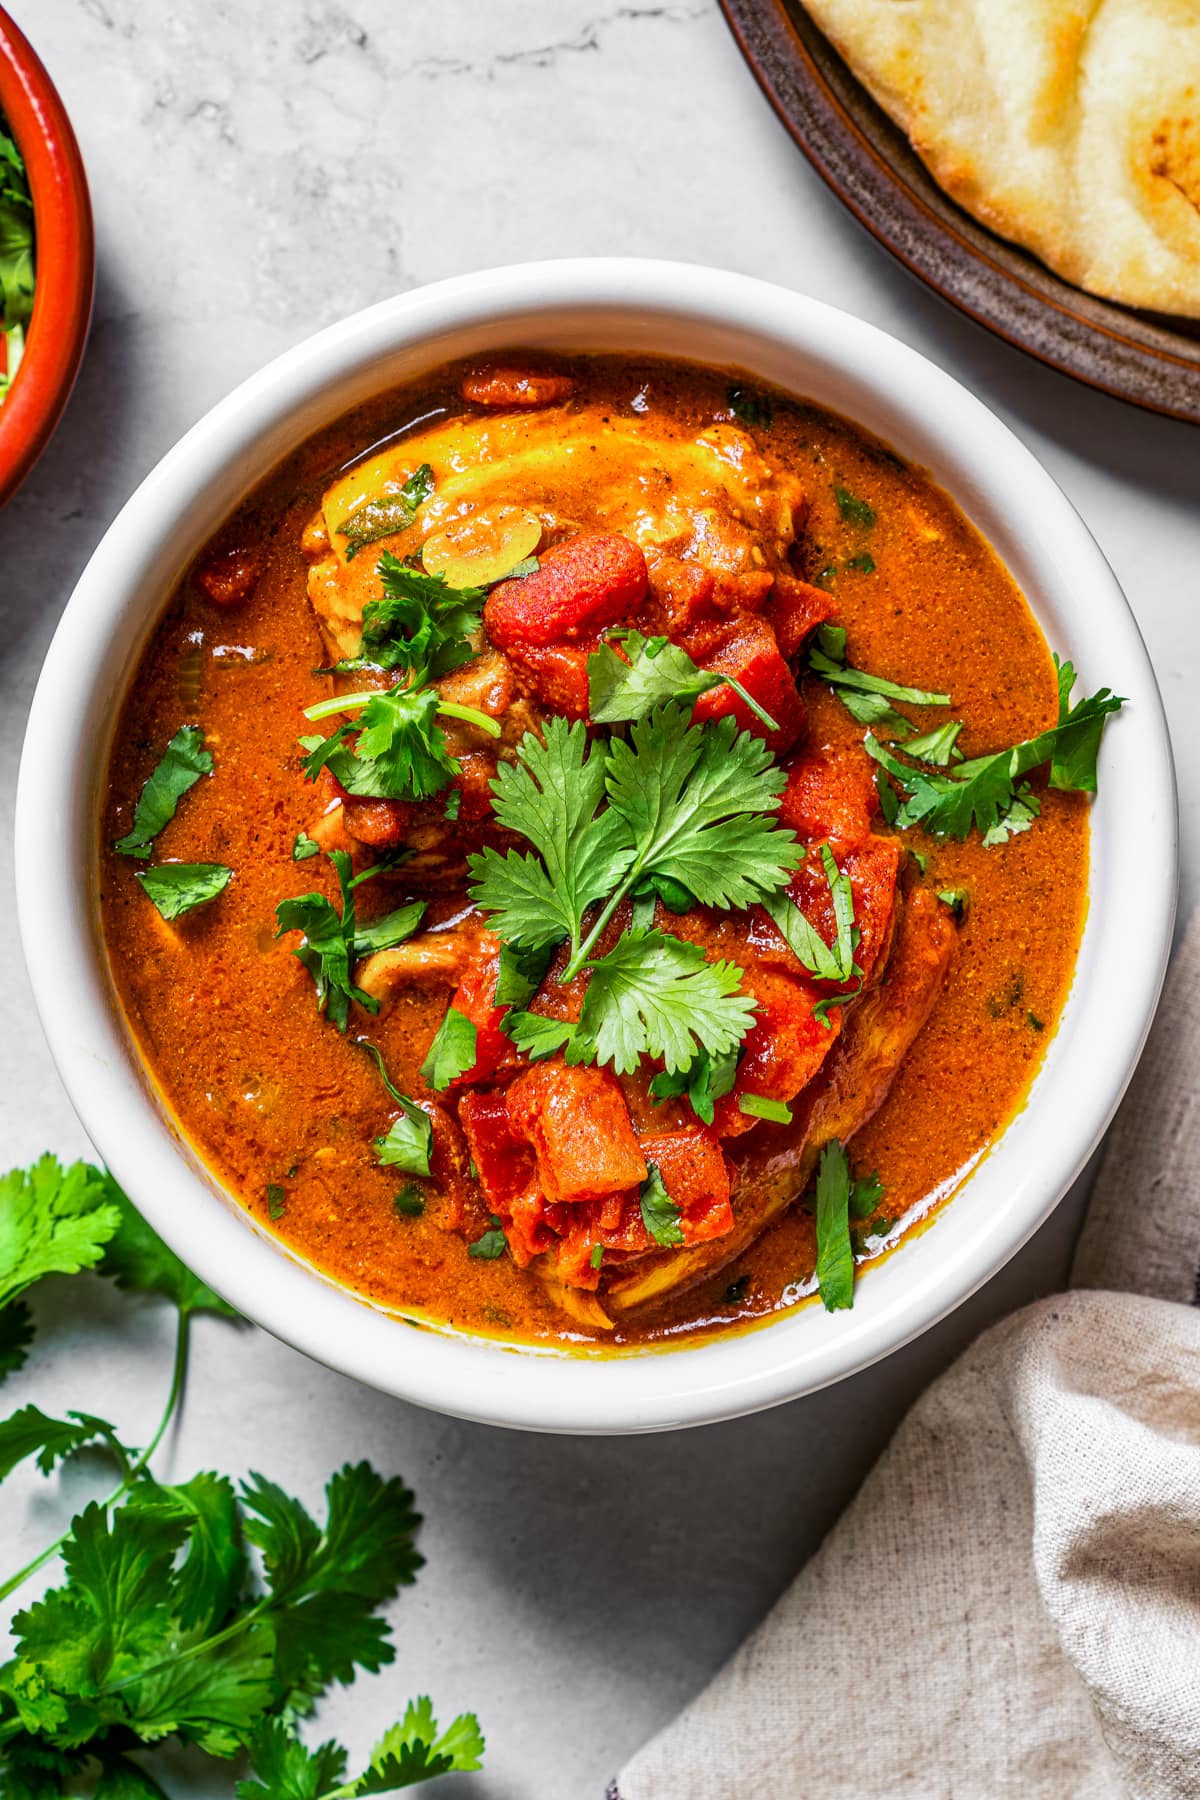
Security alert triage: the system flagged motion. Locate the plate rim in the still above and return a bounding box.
[719,0,1200,425]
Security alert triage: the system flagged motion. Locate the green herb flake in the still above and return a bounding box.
[135,861,232,921]
[589,1244,605,1270]
[727,384,772,429]
[468,1215,508,1259]
[394,1184,426,1217]
[1027,1010,1045,1033]
[113,725,213,858]
[835,485,876,531]
[292,830,321,861]
[266,1183,286,1221]
[639,1163,684,1248]
[844,551,876,574]
[722,1275,750,1306]
[336,462,435,561]
[937,887,970,920]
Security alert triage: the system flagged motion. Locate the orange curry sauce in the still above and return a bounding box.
[99,356,1088,1348]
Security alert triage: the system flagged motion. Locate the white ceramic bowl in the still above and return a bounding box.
[15,260,1177,1433]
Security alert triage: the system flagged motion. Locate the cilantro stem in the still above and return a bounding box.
[561,865,646,982]
[0,1309,191,1605]
[718,674,779,734]
[303,689,502,739]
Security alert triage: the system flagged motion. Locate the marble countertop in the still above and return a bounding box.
[2,4,1196,1796]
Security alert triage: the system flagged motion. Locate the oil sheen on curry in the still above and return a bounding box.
[100,354,1116,1348]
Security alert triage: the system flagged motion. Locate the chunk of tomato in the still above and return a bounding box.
[506,1060,648,1203]
[690,617,805,752]
[485,533,648,650]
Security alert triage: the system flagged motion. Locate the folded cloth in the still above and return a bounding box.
[613,912,1200,1800]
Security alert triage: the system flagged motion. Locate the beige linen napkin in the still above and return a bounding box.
[613,914,1200,1800]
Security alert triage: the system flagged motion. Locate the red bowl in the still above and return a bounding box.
[0,7,93,506]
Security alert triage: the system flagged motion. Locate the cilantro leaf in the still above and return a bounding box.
[100,1176,237,1318]
[354,1696,486,1791]
[0,131,35,400]
[501,1014,583,1063]
[834,485,876,530]
[808,625,949,739]
[639,1165,684,1248]
[0,1405,126,1483]
[493,941,553,1008]
[419,1008,477,1091]
[130,1472,246,1634]
[588,629,779,732]
[813,1140,856,1310]
[0,1299,35,1385]
[727,385,772,429]
[578,928,755,1076]
[134,862,232,921]
[293,831,321,861]
[113,727,213,859]
[93,1758,172,1797]
[0,1156,121,1312]
[352,687,460,801]
[374,1102,434,1178]
[648,1043,738,1126]
[13,1499,190,1694]
[237,1717,348,1799]
[468,1217,507,1260]
[603,705,801,915]
[903,720,963,766]
[240,1462,422,1705]
[352,900,426,958]
[337,466,435,563]
[468,716,632,952]
[761,842,858,988]
[848,1169,885,1221]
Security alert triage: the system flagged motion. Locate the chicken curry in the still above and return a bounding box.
[99,354,1116,1347]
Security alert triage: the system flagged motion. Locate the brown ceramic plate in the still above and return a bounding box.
[720,0,1200,424]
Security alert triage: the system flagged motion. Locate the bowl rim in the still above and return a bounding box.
[0,5,94,506]
[15,258,1178,1433]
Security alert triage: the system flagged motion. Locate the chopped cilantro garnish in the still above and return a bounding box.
[444,787,462,821]
[374,1100,434,1177]
[336,463,435,561]
[326,550,485,683]
[419,1007,478,1091]
[762,841,859,994]
[813,1141,885,1309]
[468,1215,507,1259]
[648,1043,739,1126]
[937,887,969,919]
[589,1244,605,1270]
[493,941,554,1009]
[835,485,876,530]
[808,624,950,740]
[867,658,1123,844]
[1027,1011,1045,1032]
[394,1184,426,1217]
[723,1275,750,1305]
[113,726,213,858]
[292,829,321,861]
[903,720,964,766]
[275,849,424,1030]
[844,551,875,574]
[639,1164,684,1248]
[135,861,232,921]
[266,1183,286,1221]
[739,1094,793,1125]
[588,627,779,733]
[727,384,772,429]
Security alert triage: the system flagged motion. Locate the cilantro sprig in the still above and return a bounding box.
[867,658,1124,845]
[808,625,950,740]
[0,1153,483,1793]
[0,126,34,404]
[323,551,486,684]
[275,850,425,1030]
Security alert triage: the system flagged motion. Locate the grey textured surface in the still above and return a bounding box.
[0,5,1196,1798]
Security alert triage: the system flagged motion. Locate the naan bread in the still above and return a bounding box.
[801,0,1200,317]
